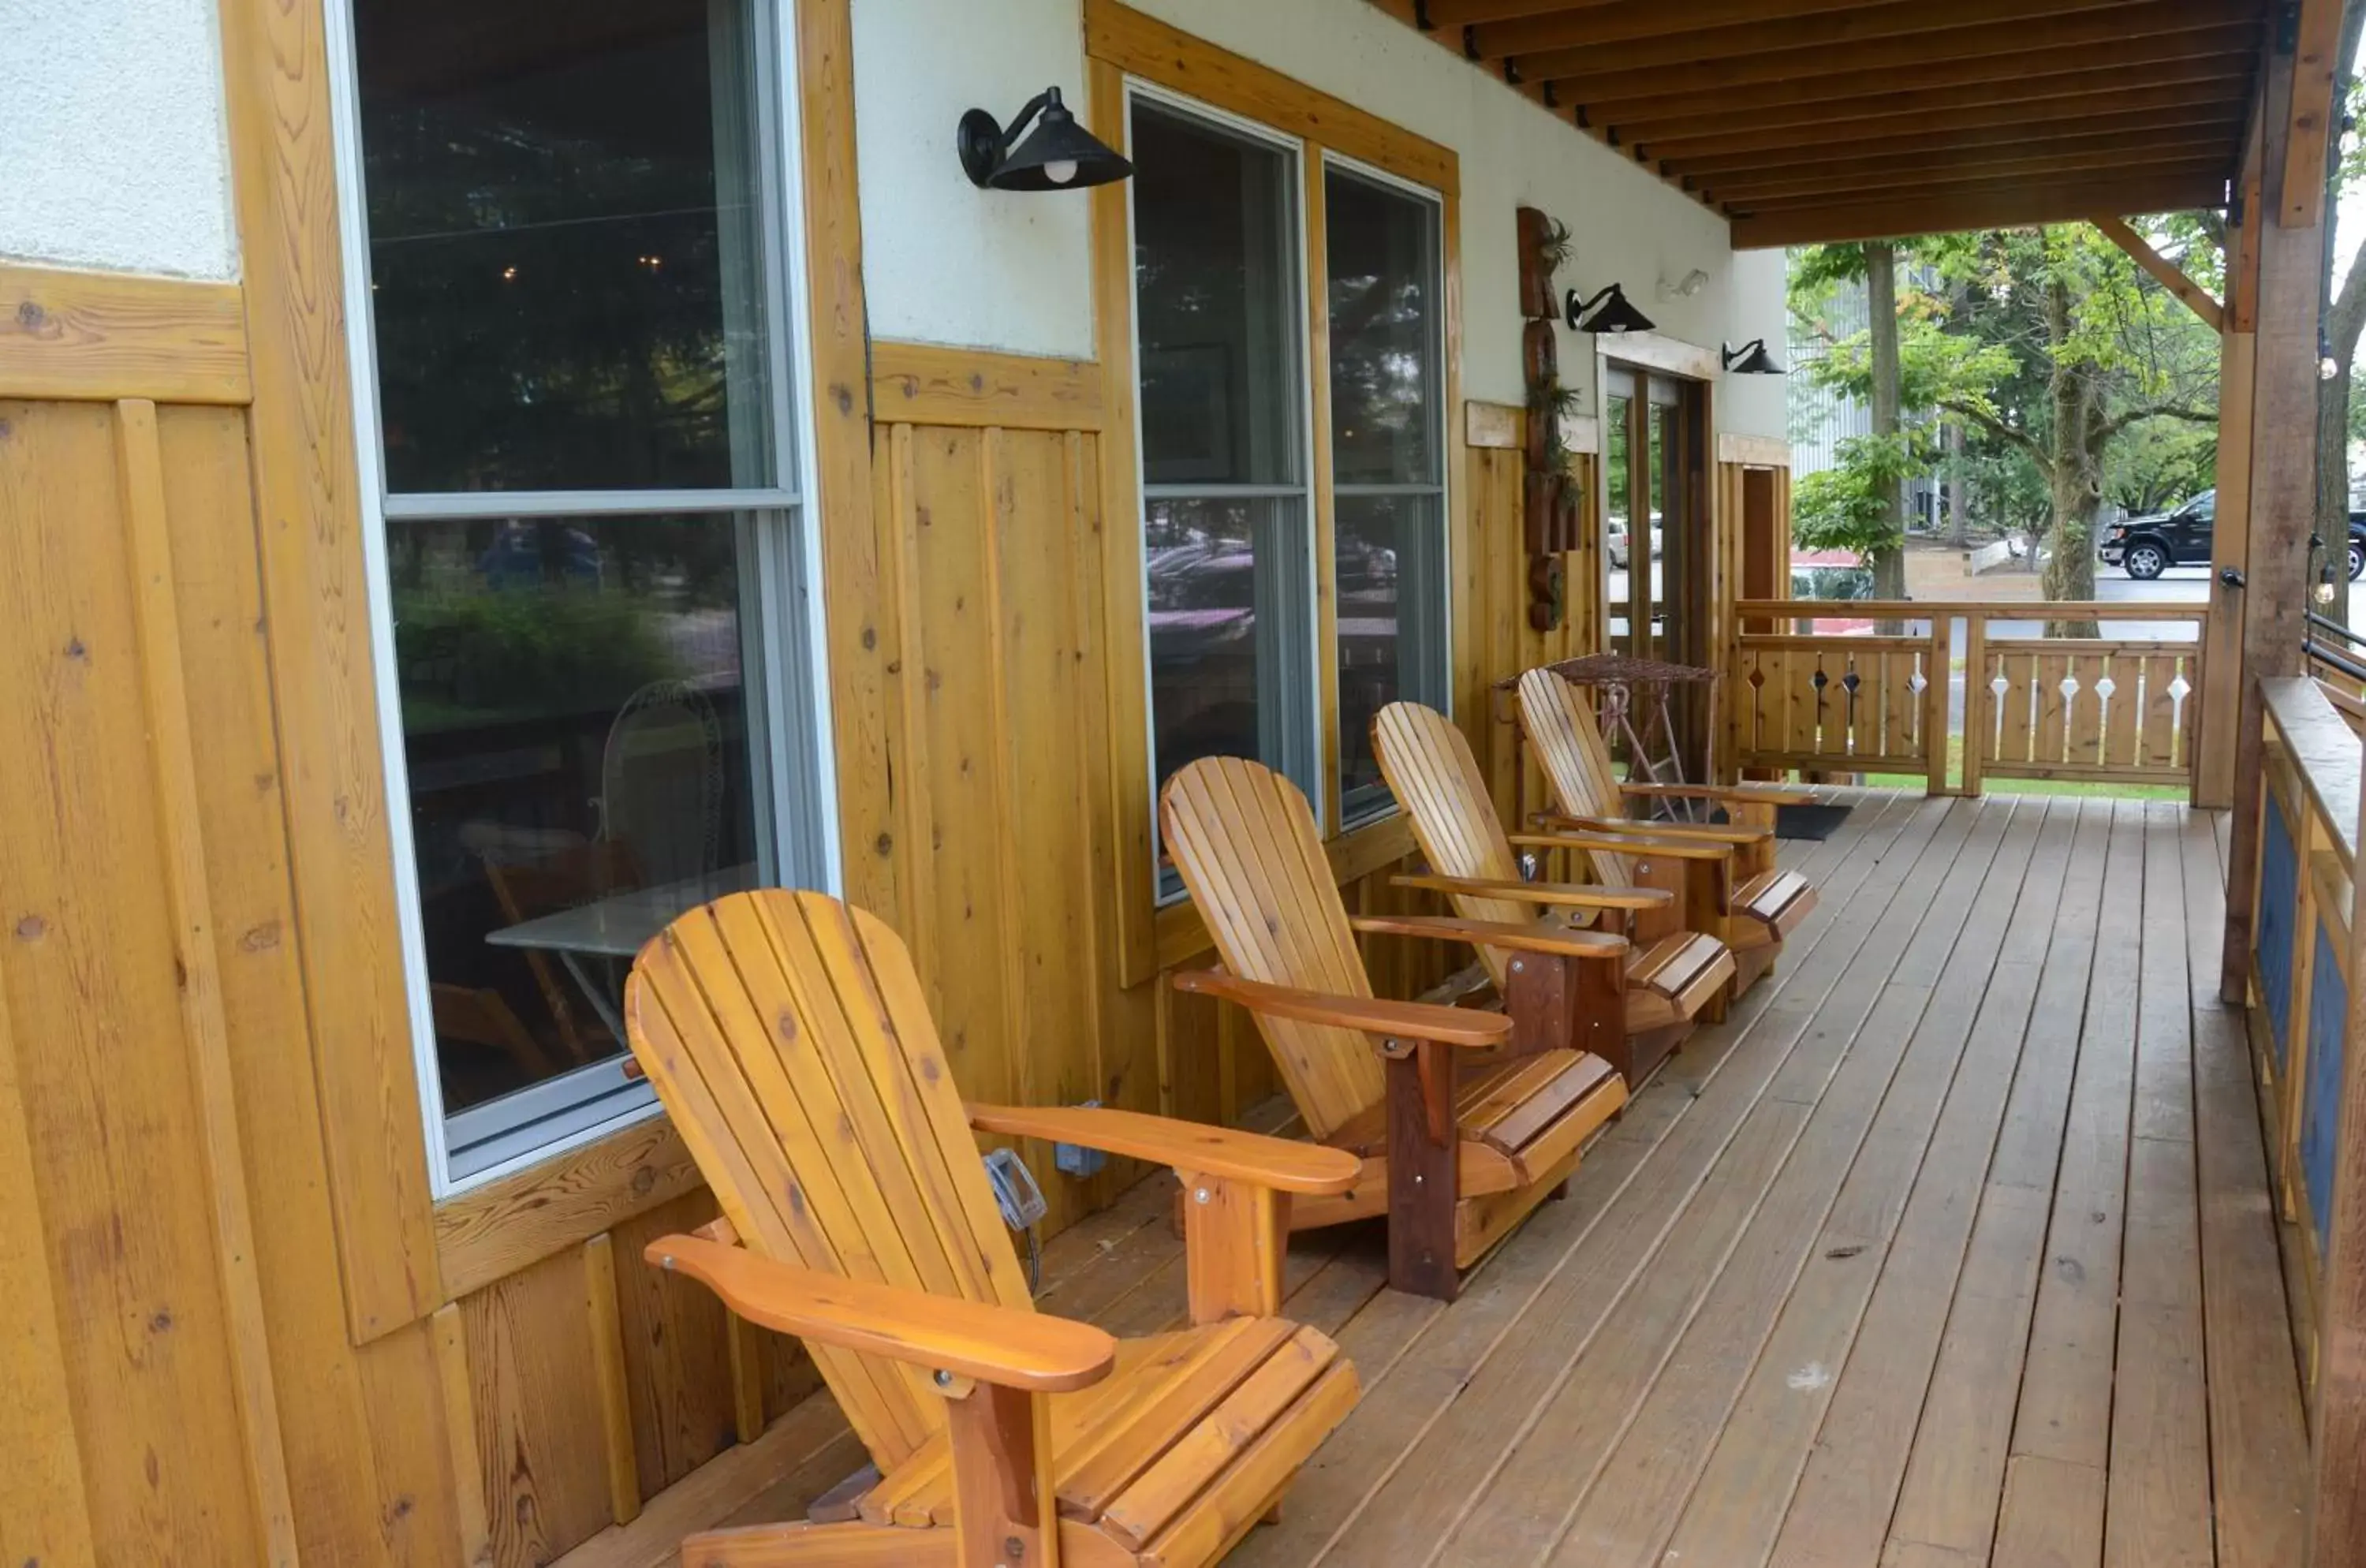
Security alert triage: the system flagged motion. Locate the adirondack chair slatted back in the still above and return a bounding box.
[1159,757,1386,1140]
[1371,702,1543,989]
[626,890,1034,1469]
[1515,668,1636,893]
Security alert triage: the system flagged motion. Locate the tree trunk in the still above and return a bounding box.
[2318,364,2352,627]
[1946,420,1969,547]
[1865,242,1908,618]
[2314,0,2366,628]
[2040,251,2102,635]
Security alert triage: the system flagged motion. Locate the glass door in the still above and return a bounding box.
[1600,364,1710,770]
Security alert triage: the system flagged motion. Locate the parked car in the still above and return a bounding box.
[1787,551,1875,634]
[2101,488,2366,581]
[1606,516,1662,570]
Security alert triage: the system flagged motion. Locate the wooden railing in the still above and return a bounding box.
[1727,599,2208,797]
[2248,677,2360,1383]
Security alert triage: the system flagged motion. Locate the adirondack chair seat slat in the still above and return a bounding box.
[624,889,1357,1567]
[854,1315,1351,1545]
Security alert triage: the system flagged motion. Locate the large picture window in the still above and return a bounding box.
[1131,98,1318,834]
[1325,162,1447,823]
[1125,88,1450,894]
[338,0,829,1188]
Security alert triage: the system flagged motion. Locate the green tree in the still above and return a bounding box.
[1793,224,2221,630]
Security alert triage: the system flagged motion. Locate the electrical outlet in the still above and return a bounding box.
[1054,1099,1109,1178]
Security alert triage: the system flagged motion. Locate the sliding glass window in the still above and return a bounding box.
[1129,95,1317,892]
[1325,162,1447,823]
[341,0,827,1187]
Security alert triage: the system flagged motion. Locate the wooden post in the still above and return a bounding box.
[1926,610,1954,797]
[2224,40,2329,1004]
[1961,615,1988,799]
[2199,141,2263,812]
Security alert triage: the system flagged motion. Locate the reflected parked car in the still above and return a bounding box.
[1788,551,1875,634]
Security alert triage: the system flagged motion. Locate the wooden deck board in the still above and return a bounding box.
[552,791,2302,1568]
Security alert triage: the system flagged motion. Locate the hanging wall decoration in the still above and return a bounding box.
[1517,205,1577,630]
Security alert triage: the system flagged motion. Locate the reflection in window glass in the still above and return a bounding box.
[1131,95,1315,868]
[345,0,819,1187]
[1605,393,1633,652]
[354,0,774,494]
[1648,400,1674,655]
[1336,494,1446,813]
[390,516,763,1128]
[1327,166,1446,820]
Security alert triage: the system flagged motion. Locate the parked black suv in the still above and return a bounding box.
[2101,489,2366,581]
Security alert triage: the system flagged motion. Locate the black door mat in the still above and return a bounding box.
[1774,802,1852,841]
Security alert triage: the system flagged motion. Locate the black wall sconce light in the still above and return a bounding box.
[1566,282,1655,335]
[958,87,1133,192]
[1722,338,1788,375]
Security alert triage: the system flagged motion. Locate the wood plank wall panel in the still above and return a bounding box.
[159,401,459,1567]
[1465,442,1603,828]
[0,399,267,1563]
[0,394,465,1567]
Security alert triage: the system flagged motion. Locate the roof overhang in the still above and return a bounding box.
[1368,0,2313,247]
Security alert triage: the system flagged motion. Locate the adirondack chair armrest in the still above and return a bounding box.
[1528,812,1771,846]
[645,1234,1117,1393]
[1171,969,1513,1048]
[1509,832,1735,863]
[1618,782,1816,805]
[1347,913,1629,962]
[965,1103,1360,1196]
[1390,872,1670,912]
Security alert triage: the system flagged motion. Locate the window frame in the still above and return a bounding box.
[1319,150,1453,831]
[324,0,842,1196]
[1084,7,1464,987]
[1123,81,1328,903]
[1114,80,1457,909]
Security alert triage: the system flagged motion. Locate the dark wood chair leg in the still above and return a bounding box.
[1385,1040,1459,1301]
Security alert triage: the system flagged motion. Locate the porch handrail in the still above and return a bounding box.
[1726,598,2207,797]
[1730,598,2209,622]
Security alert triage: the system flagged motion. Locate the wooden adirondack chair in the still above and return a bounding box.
[1514,666,1818,998]
[625,889,1365,1568]
[1371,701,1737,1093]
[1159,756,1632,1301]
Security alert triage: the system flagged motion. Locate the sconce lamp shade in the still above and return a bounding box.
[1722,338,1788,375]
[1566,282,1655,335]
[958,87,1133,192]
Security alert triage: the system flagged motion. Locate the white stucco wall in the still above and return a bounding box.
[849,0,1791,439]
[0,0,237,280]
[850,0,1096,359]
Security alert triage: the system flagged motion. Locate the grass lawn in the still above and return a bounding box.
[1860,736,2187,800]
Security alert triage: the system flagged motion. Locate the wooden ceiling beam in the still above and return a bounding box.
[1361,0,1724,212]
[1708,142,2240,206]
[1733,162,2227,221]
[2282,0,2344,226]
[1421,0,1610,25]
[1539,0,2241,103]
[1618,69,2252,157]
[1488,0,2140,70]
[2090,215,2226,329]
[1733,173,2230,247]
[1661,103,2250,179]
[1569,22,2256,129]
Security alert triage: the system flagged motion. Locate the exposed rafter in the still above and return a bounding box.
[1364,0,2260,245]
[2091,215,2227,329]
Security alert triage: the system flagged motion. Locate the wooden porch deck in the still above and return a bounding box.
[564,789,2310,1568]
